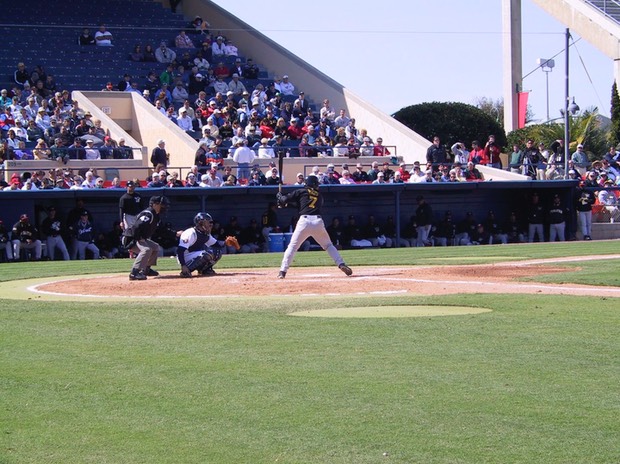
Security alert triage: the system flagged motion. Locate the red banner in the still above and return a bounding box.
[517,92,529,129]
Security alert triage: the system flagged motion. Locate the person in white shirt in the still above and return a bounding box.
[372,172,387,184]
[94,24,113,46]
[200,168,223,187]
[333,109,350,128]
[84,140,100,160]
[408,165,425,183]
[279,75,295,95]
[224,40,238,56]
[293,173,305,185]
[34,108,52,132]
[171,82,189,105]
[12,120,28,140]
[21,179,38,191]
[211,36,226,60]
[451,142,469,165]
[232,140,256,180]
[193,53,210,73]
[176,108,193,132]
[155,43,176,64]
[81,171,98,188]
[257,138,275,158]
[228,74,246,96]
[339,170,355,184]
[319,99,336,122]
[419,169,437,183]
[154,99,166,115]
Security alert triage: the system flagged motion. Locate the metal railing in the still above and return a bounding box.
[583,0,620,23]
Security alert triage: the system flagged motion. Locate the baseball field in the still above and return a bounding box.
[1,241,619,463]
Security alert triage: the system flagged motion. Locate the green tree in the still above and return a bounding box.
[392,101,507,150]
[610,81,620,145]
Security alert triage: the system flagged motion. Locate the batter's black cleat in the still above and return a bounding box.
[145,268,159,277]
[339,264,353,276]
[129,269,147,281]
[277,271,286,279]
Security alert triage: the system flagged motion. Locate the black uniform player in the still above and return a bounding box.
[177,212,222,278]
[275,175,352,279]
[118,180,143,231]
[123,195,169,281]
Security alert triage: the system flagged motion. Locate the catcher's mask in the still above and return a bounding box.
[194,212,213,233]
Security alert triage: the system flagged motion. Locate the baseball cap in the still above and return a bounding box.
[577,144,584,148]
[126,180,135,187]
[80,210,88,216]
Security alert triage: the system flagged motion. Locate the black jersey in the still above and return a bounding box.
[119,192,143,220]
[129,207,160,240]
[283,187,323,216]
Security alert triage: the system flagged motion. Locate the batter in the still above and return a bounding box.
[276,175,352,279]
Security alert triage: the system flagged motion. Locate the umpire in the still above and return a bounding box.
[123,195,169,281]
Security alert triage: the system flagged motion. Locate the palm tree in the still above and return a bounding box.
[507,107,608,162]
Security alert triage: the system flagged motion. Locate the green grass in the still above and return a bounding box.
[1,242,620,463]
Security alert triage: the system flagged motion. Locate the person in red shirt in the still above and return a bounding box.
[213,62,230,79]
[397,163,410,182]
[286,118,304,140]
[484,134,502,168]
[468,140,488,165]
[373,137,391,156]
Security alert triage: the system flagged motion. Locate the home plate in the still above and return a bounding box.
[289,305,493,318]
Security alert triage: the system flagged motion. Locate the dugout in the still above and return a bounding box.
[0,180,580,246]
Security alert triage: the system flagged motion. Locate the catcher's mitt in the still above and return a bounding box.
[225,235,240,250]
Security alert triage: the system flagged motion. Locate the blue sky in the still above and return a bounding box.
[211,0,612,122]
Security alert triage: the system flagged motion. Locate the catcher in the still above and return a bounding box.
[275,174,352,279]
[177,212,240,278]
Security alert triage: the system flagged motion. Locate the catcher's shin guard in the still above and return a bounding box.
[187,247,221,272]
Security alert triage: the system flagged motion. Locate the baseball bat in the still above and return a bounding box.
[278,149,284,193]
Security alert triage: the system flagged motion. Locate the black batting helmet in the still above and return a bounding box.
[305,175,319,189]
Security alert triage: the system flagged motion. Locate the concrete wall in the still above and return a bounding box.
[77,91,200,172]
[530,0,620,59]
